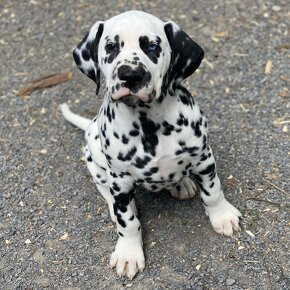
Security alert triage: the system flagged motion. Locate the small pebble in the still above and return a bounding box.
[226,278,235,286]
[272,5,281,12]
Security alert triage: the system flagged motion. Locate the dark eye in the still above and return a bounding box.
[105,43,116,52]
[148,43,158,51]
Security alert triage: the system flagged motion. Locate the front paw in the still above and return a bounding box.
[109,236,145,279]
[206,199,242,236]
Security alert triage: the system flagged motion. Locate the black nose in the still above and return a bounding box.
[118,65,145,89]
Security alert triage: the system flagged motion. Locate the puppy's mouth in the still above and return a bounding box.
[111,87,153,105]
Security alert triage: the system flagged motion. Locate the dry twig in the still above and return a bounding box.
[17,71,73,96]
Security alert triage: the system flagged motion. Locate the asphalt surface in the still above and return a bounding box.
[0,0,289,289]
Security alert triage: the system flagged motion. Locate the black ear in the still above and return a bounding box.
[164,21,204,90]
[73,21,104,95]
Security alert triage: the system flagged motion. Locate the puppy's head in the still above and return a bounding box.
[73,11,204,104]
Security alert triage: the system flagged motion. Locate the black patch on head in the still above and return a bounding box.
[139,35,162,64]
[105,34,121,64]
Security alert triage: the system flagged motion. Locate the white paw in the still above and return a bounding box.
[206,199,242,236]
[109,236,145,279]
[170,178,198,199]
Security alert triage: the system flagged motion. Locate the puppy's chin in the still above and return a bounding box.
[120,95,142,106]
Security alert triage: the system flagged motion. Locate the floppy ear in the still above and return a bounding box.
[164,21,204,90]
[73,21,104,95]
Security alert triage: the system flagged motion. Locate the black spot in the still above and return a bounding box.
[178,160,183,165]
[139,112,160,156]
[176,113,188,126]
[87,155,92,162]
[105,34,121,64]
[118,232,124,237]
[132,122,140,129]
[178,85,195,108]
[96,174,101,178]
[191,121,202,138]
[129,215,135,221]
[162,121,175,135]
[202,135,207,150]
[175,146,199,155]
[81,49,90,61]
[129,129,139,137]
[122,134,129,144]
[200,153,208,161]
[117,146,137,161]
[110,172,117,178]
[113,132,119,139]
[133,156,151,169]
[117,217,126,228]
[115,193,130,206]
[105,138,110,147]
[112,182,121,192]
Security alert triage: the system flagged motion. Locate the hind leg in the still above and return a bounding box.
[170,177,198,199]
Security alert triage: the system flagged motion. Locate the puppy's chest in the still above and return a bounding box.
[88,106,205,183]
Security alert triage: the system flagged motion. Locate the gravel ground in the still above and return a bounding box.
[0,0,289,289]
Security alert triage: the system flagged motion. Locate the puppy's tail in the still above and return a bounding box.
[60,103,91,131]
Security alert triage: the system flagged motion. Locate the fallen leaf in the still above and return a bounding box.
[60,232,69,240]
[265,60,272,74]
[282,125,288,132]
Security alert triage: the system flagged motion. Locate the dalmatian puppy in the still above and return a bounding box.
[61,10,241,279]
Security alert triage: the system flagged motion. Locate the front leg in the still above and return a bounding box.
[108,177,145,279]
[193,146,242,236]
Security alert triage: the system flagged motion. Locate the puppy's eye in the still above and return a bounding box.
[105,43,117,52]
[148,43,158,51]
